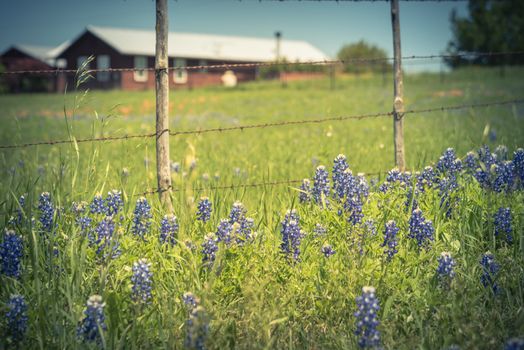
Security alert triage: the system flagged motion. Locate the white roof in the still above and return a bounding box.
[11,42,70,66]
[86,25,329,62]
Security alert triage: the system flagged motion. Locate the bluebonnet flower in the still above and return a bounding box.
[356,174,370,200]
[280,210,303,262]
[196,197,212,223]
[105,190,123,216]
[74,202,94,244]
[494,207,512,244]
[354,286,381,349]
[6,294,28,343]
[504,337,524,350]
[437,148,462,175]
[38,192,54,231]
[131,259,153,303]
[332,154,349,197]
[408,208,434,249]
[480,252,500,294]
[313,223,327,237]
[381,221,399,262]
[89,193,106,215]
[77,295,106,344]
[513,148,524,188]
[189,159,198,171]
[132,197,152,239]
[416,166,436,192]
[160,214,178,246]
[313,165,330,207]
[202,233,218,264]
[215,219,233,245]
[379,168,411,193]
[464,151,478,172]
[436,252,456,286]
[491,161,515,193]
[202,173,210,182]
[185,305,209,350]
[236,217,255,245]
[299,179,312,203]
[344,196,364,225]
[229,201,247,224]
[321,243,335,258]
[478,145,496,169]
[0,230,23,278]
[94,217,121,259]
[183,292,199,310]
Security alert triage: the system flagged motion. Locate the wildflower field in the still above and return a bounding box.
[1,67,524,349]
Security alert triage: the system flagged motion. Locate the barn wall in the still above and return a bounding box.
[1,48,56,93]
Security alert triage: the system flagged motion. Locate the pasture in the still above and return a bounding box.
[1,67,524,349]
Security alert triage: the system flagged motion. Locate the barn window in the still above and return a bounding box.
[173,58,188,84]
[199,59,208,73]
[97,55,110,82]
[77,56,90,70]
[134,56,148,82]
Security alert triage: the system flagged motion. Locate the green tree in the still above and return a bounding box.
[446,0,524,67]
[337,40,391,74]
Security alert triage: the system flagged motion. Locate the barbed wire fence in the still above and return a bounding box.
[1,1,523,200]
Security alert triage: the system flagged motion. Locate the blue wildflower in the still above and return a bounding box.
[236,217,255,245]
[312,165,330,207]
[215,219,233,245]
[132,197,152,239]
[171,161,181,173]
[381,220,399,262]
[504,337,524,350]
[332,154,349,197]
[201,233,218,264]
[185,305,209,350]
[321,243,335,258]
[94,216,121,259]
[38,192,54,232]
[354,286,381,349]
[480,252,500,294]
[416,166,436,192]
[513,148,524,188]
[10,194,25,226]
[491,161,515,193]
[299,178,311,203]
[464,151,478,173]
[131,259,153,304]
[363,219,377,237]
[436,252,456,287]
[408,208,434,249]
[77,295,106,344]
[89,193,106,215]
[228,201,246,224]
[494,145,509,161]
[437,148,462,175]
[160,214,178,246]
[280,210,303,262]
[196,197,212,223]
[183,292,199,310]
[105,190,123,216]
[6,294,28,343]
[344,196,364,226]
[494,207,513,244]
[0,230,23,278]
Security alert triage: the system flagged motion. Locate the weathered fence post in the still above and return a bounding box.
[390,0,406,171]
[155,0,173,213]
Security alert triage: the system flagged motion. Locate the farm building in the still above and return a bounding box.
[0,43,68,92]
[56,25,330,90]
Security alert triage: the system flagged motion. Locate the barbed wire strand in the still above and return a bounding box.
[137,172,384,196]
[1,98,522,150]
[2,51,524,75]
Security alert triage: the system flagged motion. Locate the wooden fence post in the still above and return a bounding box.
[390,0,406,171]
[155,0,173,212]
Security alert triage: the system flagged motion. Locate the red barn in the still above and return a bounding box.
[1,43,68,92]
[57,26,329,90]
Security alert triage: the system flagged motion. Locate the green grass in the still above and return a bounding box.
[1,66,524,349]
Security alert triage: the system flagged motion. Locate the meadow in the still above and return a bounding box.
[1,67,524,349]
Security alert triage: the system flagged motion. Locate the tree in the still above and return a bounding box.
[446,0,524,67]
[337,40,391,74]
